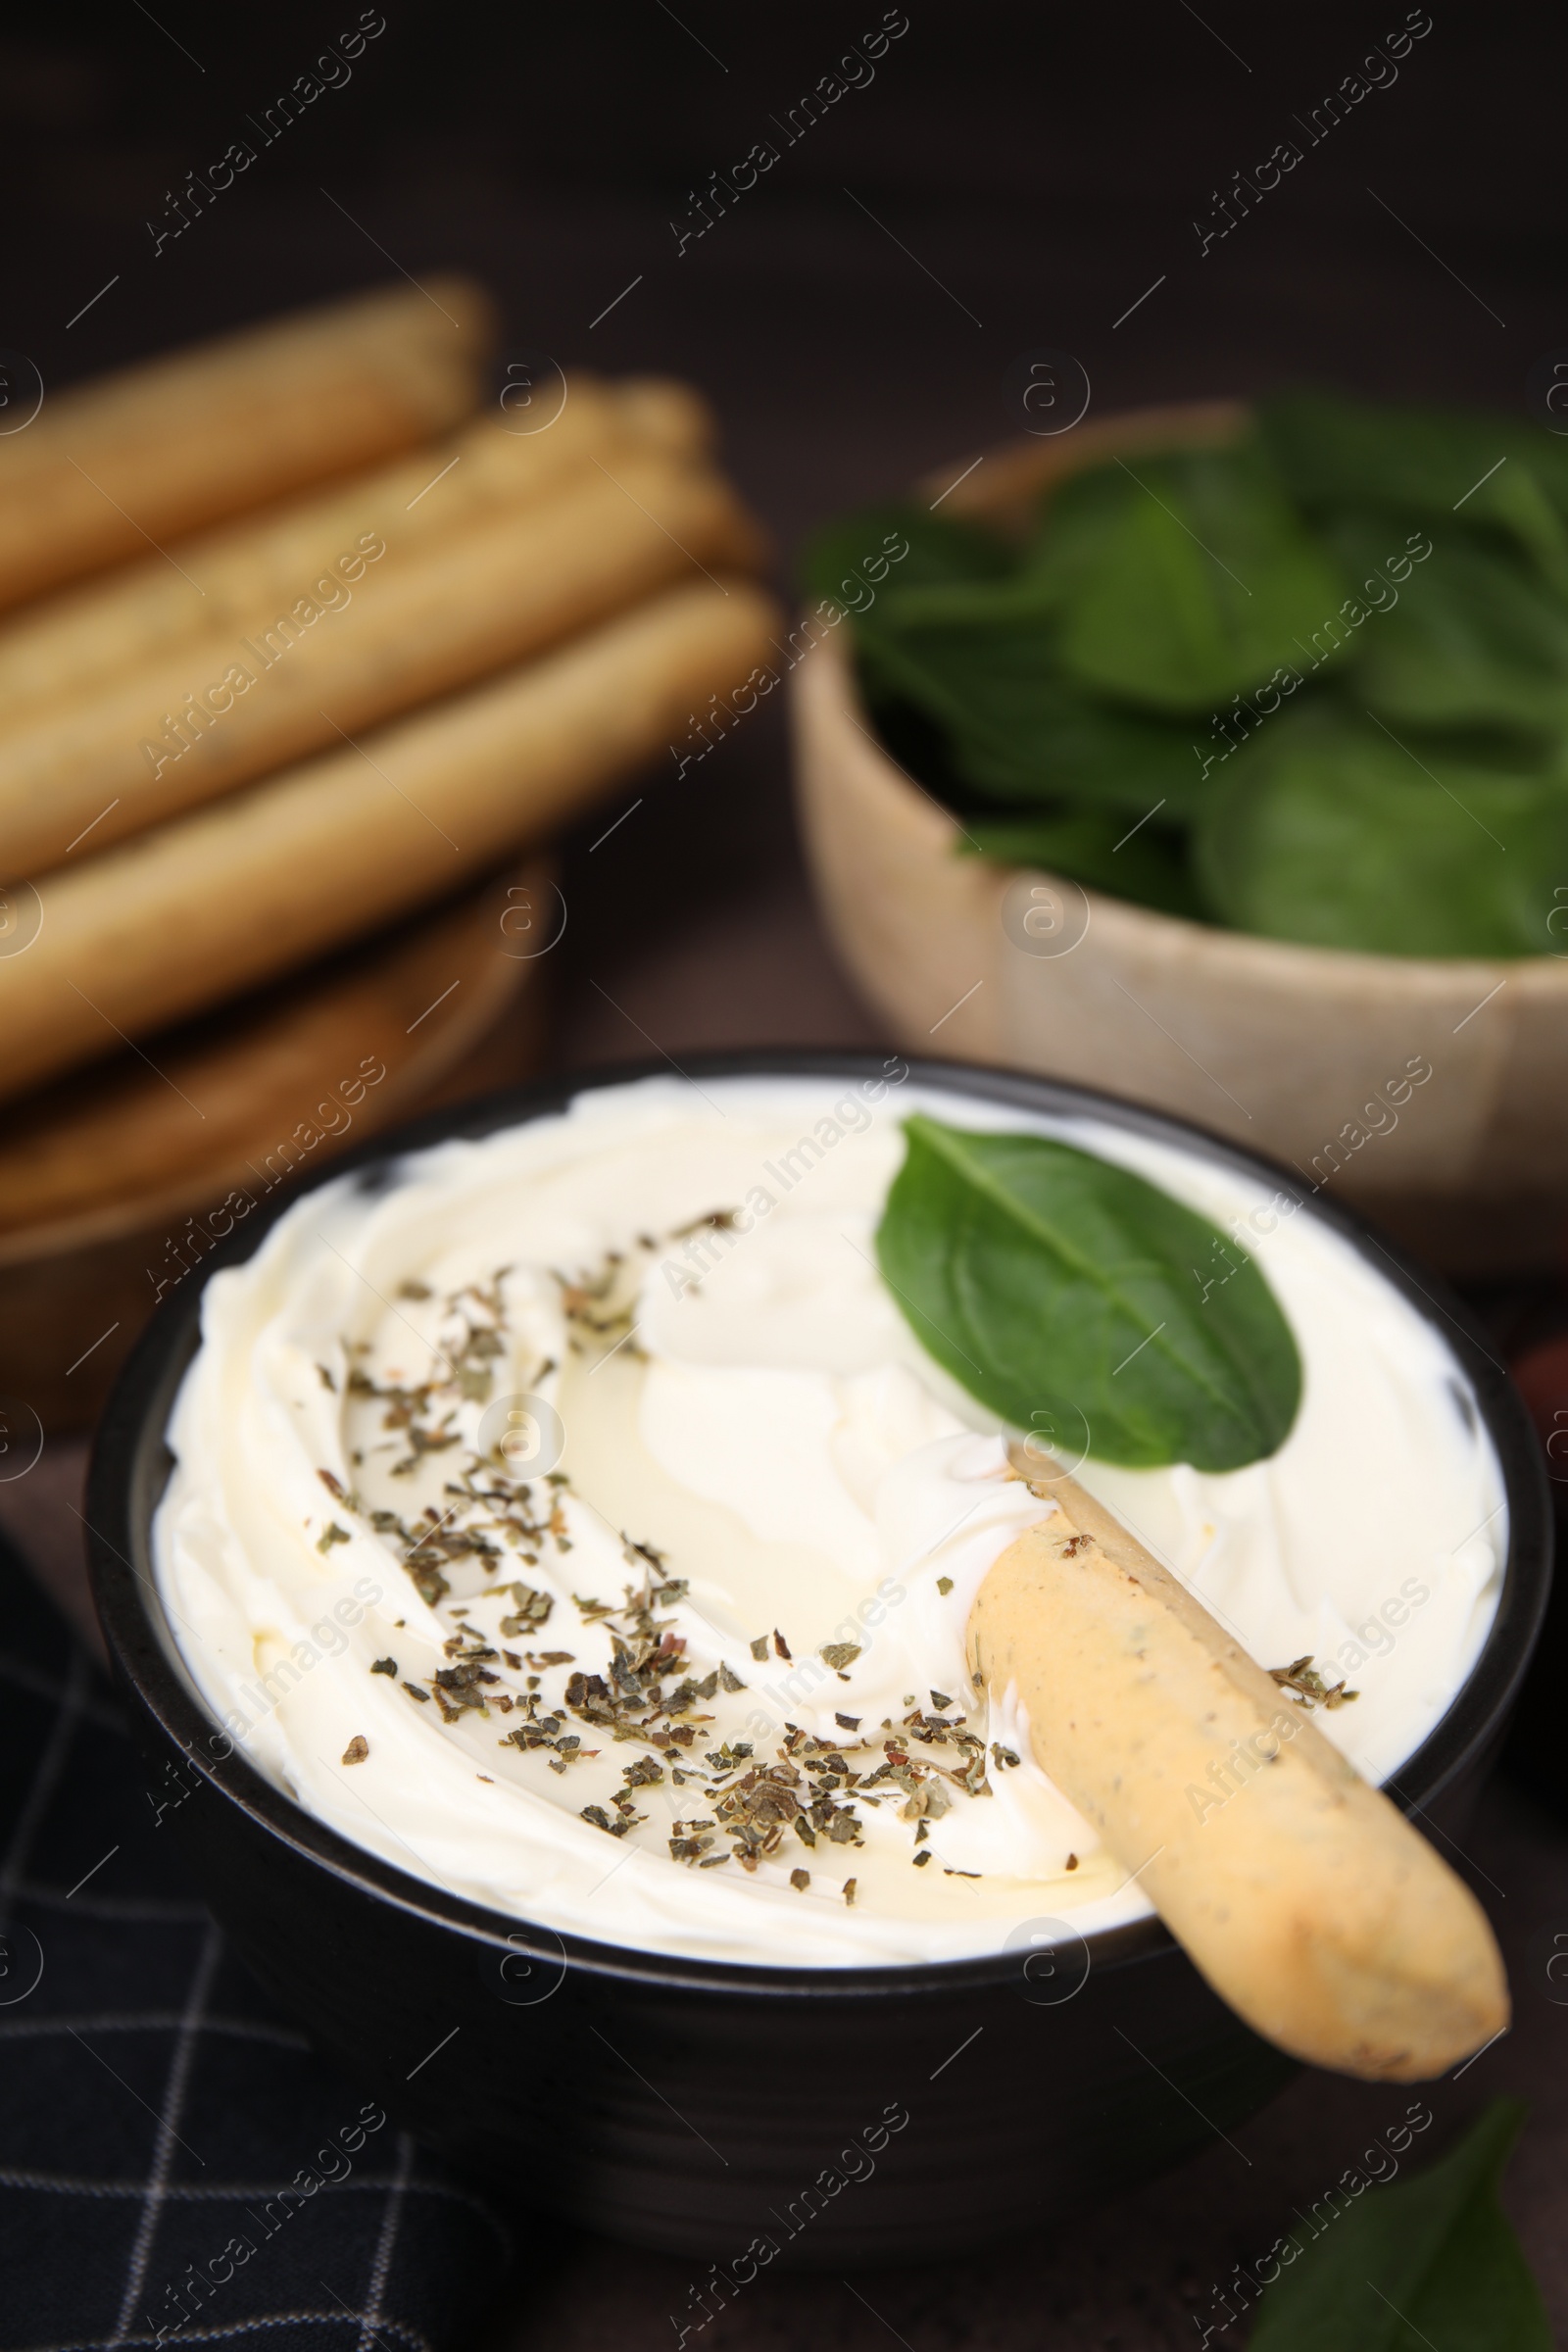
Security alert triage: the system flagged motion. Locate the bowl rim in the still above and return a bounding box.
[85,1050,1553,2005]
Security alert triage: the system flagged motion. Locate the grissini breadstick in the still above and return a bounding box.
[0,455,766,878]
[0,377,715,719]
[0,578,779,1104]
[968,1447,1507,2081]
[0,277,495,611]
[611,377,716,455]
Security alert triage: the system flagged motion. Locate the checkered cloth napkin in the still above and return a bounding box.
[0,1525,512,2352]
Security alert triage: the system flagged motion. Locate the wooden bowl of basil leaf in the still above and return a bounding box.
[792,392,1568,1274]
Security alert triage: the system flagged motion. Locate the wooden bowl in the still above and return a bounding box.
[0,859,556,1428]
[791,405,1568,1275]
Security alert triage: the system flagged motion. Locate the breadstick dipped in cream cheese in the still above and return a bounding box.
[0,277,495,611]
[968,1445,1508,2080]
[0,376,715,721]
[0,456,766,877]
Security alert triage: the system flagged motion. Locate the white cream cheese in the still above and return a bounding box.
[153,1073,1506,1967]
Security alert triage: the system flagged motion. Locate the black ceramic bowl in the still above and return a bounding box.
[86,1054,1551,2268]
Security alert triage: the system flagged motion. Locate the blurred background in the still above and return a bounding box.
[11,0,1566,1076]
[6,5,1568,2344]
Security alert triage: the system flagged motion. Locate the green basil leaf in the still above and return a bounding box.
[853,607,1211,818]
[956,809,1205,920]
[1249,2100,1550,2352]
[874,1116,1300,1470]
[1260,387,1568,590]
[797,500,1014,611]
[1195,703,1568,956]
[1051,443,1344,715]
[1353,535,1568,732]
[877,575,1061,631]
[1259,388,1507,515]
[1018,461,1149,605]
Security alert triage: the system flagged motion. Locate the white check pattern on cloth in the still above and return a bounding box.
[0,1545,512,2352]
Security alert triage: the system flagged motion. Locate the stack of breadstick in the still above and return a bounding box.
[0,277,779,1106]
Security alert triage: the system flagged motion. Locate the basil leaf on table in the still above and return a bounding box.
[958,809,1205,920]
[1195,703,1568,957]
[1051,442,1344,715]
[875,1116,1301,1470]
[1249,2099,1550,2352]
